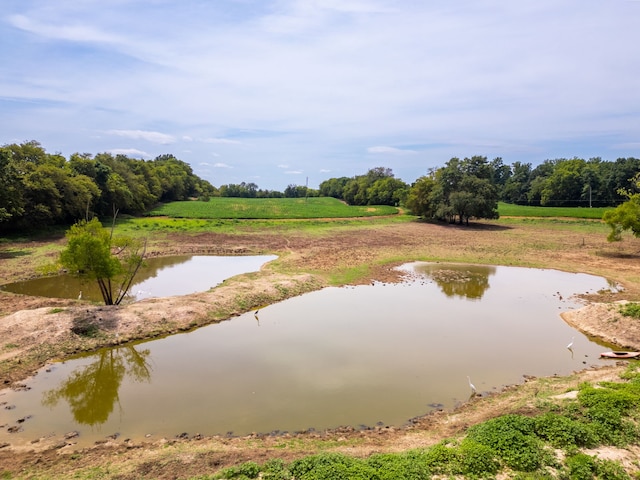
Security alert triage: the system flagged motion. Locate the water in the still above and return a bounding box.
[0,263,620,448]
[1,255,278,302]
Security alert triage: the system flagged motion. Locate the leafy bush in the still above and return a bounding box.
[619,302,640,319]
[465,415,550,472]
[457,440,501,477]
[288,453,376,480]
[421,442,458,475]
[566,453,597,480]
[578,382,640,444]
[366,452,431,480]
[214,461,261,479]
[533,412,596,448]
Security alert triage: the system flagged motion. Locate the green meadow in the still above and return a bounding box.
[498,202,613,219]
[148,197,399,219]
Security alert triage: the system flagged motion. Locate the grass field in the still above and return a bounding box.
[498,202,613,219]
[148,197,614,221]
[148,197,399,219]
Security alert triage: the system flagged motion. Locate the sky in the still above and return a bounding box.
[1,1,639,190]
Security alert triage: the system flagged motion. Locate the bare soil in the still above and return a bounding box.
[2,218,640,478]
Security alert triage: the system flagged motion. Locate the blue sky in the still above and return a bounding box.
[2,1,639,190]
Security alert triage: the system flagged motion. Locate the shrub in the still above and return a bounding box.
[465,415,550,472]
[288,453,376,480]
[366,452,431,480]
[619,302,640,319]
[421,442,458,475]
[566,453,597,480]
[457,440,501,477]
[533,412,596,448]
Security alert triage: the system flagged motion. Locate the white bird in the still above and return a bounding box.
[467,376,477,394]
[566,336,575,349]
[78,291,82,300]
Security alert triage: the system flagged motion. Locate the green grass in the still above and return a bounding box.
[498,202,613,219]
[147,197,399,219]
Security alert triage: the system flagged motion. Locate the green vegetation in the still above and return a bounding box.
[148,197,399,219]
[498,202,612,219]
[59,218,146,305]
[620,302,640,319]
[0,141,215,233]
[204,364,640,479]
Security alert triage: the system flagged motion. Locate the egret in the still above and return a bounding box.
[78,291,82,300]
[467,376,477,394]
[567,336,575,349]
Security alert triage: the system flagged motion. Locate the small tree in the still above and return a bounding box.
[603,173,640,242]
[60,217,146,305]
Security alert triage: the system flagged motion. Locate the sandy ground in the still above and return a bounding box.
[1,218,640,478]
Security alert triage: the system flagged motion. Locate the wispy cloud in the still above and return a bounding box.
[214,162,232,168]
[106,130,175,144]
[367,146,418,155]
[7,14,122,44]
[108,148,150,158]
[2,1,640,190]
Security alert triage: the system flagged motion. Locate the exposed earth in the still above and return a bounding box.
[1,218,640,478]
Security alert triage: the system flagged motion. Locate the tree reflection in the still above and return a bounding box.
[418,265,497,299]
[42,345,151,427]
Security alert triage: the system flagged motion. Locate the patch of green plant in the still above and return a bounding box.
[532,412,597,448]
[367,451,432,479]
[47,308,65,314]
[2,343,18,350]
[619,302,640,319]
[214,461,261,479]
[465,414,553,472]
[288,453,376,480]
[565,453,631,480]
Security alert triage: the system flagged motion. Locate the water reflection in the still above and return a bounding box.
[411,263,497,299]
[42,346,151,427]
[1,255,277,302]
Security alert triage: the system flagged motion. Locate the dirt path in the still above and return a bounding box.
[1,218,640,478]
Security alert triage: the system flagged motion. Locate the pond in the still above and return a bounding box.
[1,255,278,302]
[0,263,621,448]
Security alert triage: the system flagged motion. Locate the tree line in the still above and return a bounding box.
[319,156,640,224]
[0,141,216,232]
[2,140,639,232]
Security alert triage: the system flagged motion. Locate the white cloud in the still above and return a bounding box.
[108,148,150,158]
[106,130,175,144]
[8,14,122,44]
[214,162,232,168]
[201,137,242,145]
[2,1,640,190]
[285,170,303,175]
[368,146,418,155]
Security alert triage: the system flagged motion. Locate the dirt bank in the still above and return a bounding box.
[1,218,640,478]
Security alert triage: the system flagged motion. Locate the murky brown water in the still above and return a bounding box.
[0,263,621,448]
[1,255,277,302]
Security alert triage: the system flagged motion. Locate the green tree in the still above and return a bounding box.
[0,147,25,223]
[59,218,146,305]
[405,174,438,218]
[603,173,640,242]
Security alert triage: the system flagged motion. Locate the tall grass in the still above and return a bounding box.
[148,197,399,219]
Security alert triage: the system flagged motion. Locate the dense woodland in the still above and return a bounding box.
[1,141,639,232]
[0,141,216,232]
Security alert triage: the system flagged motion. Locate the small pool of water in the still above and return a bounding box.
[1,255,278,302]
[0,263,621,448]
